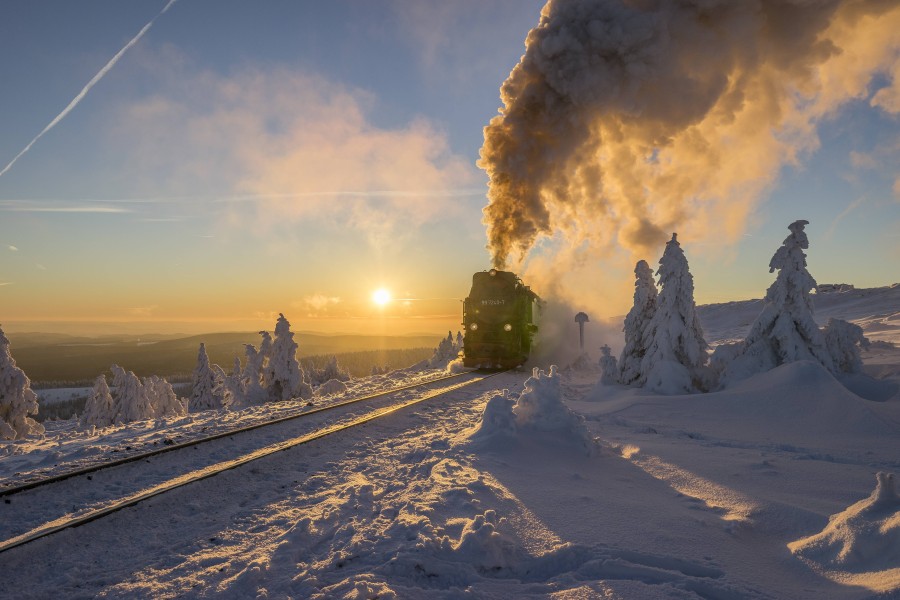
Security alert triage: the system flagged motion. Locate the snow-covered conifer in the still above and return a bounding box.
[258,330,274,391]
[80,374,115,429]
[618,260,658,385]
[144,375,186,418]
[598,345,618,385]
[455,331,464,352]
[111,364,154,423]
[312,355,350,386]
[190,343,222,411]
[823,318,869,374]
[428,331,459,367]
[268,314,312,401]
[0,326,45,439]
[242,344,267,404]
[716,220,834,382]
[222,356,245,408]
[640,234,709,393]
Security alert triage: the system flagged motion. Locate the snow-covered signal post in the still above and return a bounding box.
[462,269,540,369]
[575,312,589,351]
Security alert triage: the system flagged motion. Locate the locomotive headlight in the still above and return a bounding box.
[503,323,512,332]
[470,323,478,331]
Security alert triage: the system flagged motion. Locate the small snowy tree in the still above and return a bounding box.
[221,356,245,408]
[111,364,154,423]
[258,330,274,391]
[618,260,658,385]
[190,343,223,411]
[598,345,618,385]
[144,375,186,418]
[715,220,835,382]
[823,318,869,374]
[640,234,709,393]
[80,374,115,429]
[268,314,312,401]
[311,355,350,386]
[428,331,459,367]
[0,326,45,439]
[242,343,267,404]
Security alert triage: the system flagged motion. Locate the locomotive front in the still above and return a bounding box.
[462,269,539,368]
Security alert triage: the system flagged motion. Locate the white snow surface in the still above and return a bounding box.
[0,285,898,599]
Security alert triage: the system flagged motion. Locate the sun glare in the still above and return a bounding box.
[372,288,391,306]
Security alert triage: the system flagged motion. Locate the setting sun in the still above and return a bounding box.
[372,288,392,306]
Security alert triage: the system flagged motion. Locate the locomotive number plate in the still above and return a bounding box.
[481,299,506,305]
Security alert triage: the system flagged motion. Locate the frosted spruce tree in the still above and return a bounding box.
[222,356,245,407]
[111,364,154,423]
[716,220,834,382]
[823,318,869,374]
[640,233,709,393]
[80,374,115,429]
[144,375,186,418]
[0,326,44,440]
[267,314,312,401]
[190,343,224,411]
[242,343,267,404]
[618,260,658,385]
[598,345,618,385]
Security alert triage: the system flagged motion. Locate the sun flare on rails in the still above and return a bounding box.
[372,288,392,307]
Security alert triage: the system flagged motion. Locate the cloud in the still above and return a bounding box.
[0,201,132,214]
[7,245,17,252]
[294,295,343,317]
[109,66,479,249]
[0,282,12,287]
[125,305,159,318]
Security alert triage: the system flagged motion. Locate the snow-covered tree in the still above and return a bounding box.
[268,314,312,401]
[242,343,267,404]
[428,331,460,367]
[144,375,186,418]
[190,343,224,411]
[111,364,154,423]
[618,260,658,385]
[823,318,869,374]
[640,234,709,393]
[455,331,464,352]
[715,220,834,382]
[80,374,115,429]
[258,330,274,391]
[221,356,245,408]
[0,326,44,439]
[598,345,618,385]
[310,355,351,387]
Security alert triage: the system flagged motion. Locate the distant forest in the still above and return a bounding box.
[9,331,442,386]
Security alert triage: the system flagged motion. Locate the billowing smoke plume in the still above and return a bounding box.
[479,0,900,269]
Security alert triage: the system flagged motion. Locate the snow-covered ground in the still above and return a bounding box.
[1,286,898,599]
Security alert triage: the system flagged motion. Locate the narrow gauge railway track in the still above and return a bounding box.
[0,370,474,498]
[0,369,507,555]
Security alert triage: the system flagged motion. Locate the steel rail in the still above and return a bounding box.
[0,370,506,555]
[0,370,473,498]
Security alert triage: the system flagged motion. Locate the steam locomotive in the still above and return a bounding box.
[462,269,540,369]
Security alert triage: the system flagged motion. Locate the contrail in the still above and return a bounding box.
[0,0,178,179]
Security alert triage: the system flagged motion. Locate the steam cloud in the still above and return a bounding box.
[0,0,178,179]
[479,0,900,269]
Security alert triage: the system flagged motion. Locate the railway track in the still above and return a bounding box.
[0,370,472,497]
[0,369,507,554]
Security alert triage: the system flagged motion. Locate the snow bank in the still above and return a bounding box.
[465,366,594,454]
[790,472,900,591]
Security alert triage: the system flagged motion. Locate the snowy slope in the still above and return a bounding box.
[0,286,898,598]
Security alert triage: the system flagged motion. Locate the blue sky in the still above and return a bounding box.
[0,1,897,335]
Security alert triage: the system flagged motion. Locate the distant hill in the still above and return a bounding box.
[7,331,443,383]
[697,284,900,345]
